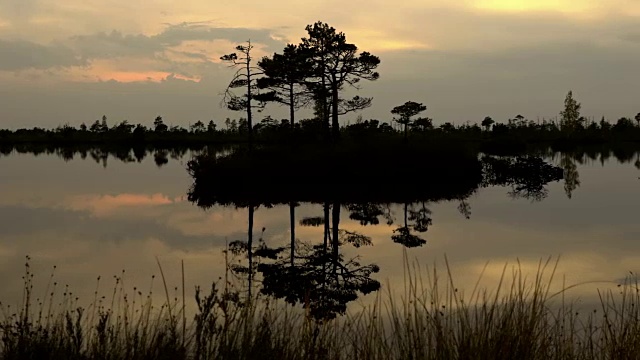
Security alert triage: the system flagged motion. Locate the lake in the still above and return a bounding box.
[1,149,639,316]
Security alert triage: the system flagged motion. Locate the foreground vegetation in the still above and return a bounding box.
[2,256,639,360]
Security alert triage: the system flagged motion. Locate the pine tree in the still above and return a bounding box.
[560,91,582,132]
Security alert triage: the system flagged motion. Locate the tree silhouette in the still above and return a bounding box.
[207,120,216,133]
[560,91,582,132]
[256,44,313,131]
[220,41,268,142]
[635,112,640,127]
[391,101,427,140]
[89,120,101,133]
[508,114,528,128]
[482,116,495,131]
[410,117,434,132]
[154,116,168,132]
[89,115,109,133]
[190,121,206,133]
[113,120,134,134]
[101,115,108,132]
[300,22,380,141]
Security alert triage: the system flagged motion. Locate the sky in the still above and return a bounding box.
[0,0,639,129]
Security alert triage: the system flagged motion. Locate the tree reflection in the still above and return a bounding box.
[560,155,580,199]
[457,198,471,219]
[186,150,565,320]
[154,150,169,167]
[257,202,380,320]
[482,155,564,201]
[391,202,429,248]
[346,203,392,226]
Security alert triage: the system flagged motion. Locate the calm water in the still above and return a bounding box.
[1,150,639,313]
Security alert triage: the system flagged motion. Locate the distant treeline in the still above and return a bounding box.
[2,112,640,152]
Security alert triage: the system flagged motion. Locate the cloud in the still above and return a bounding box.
[0,0,40,24]
[0,39,85,71]
[70,31,165,59]
[0,22,285,83]
[155,22,285,51]
[1,6,640,126]
[67,23,284,61]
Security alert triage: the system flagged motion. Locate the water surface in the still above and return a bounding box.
[0,150,639,314]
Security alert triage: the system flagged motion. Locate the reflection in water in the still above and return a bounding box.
[4,144,640,179]
[223,201,381,320]
[0,144,218,168]
[187,153,565,319]
[261,202,380,320]
[482,156,564,201]
[391,203,429,248]
[560,155,581,199]
[154,149,170,167]
[4,144,640,319]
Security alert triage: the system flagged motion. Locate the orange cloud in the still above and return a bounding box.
[66,193,176,216]
[62,57,202,83]
[97,70,173,83]
[96,71,200,83]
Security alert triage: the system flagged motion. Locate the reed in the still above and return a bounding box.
[0,254,637,360]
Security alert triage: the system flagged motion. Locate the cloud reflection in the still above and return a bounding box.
[65,193,175,217]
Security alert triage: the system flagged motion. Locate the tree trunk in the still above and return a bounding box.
[332,201,340,277]
[247,204,254,299]
[322,202,329,290]
[245,45,253,145]
[404,203,408,228]
[320,65,330,143]
[323,202,329,250]
[289,83,295,132]
[290,202,295,267]
[331,81,340,142]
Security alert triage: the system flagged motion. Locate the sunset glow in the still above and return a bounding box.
[473,0,594,13]
[0,0,638,127]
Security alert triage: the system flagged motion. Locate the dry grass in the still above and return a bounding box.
[1,254,638,360]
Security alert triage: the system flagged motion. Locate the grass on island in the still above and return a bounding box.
[0,255,638,360]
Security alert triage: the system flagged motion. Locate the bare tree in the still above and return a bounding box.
[220,40,268,141]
